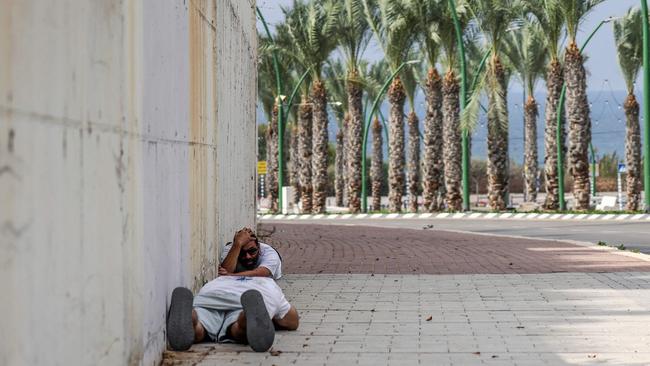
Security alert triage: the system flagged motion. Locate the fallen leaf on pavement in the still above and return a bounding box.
[269,349,283,356]
[472,352,480,355]
[425,315,433,321]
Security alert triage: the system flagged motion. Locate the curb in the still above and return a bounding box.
[258,212,650,222]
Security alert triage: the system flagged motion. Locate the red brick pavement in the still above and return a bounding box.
[258,223,650,275]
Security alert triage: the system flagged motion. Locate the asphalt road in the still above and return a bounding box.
[264,217,650,254]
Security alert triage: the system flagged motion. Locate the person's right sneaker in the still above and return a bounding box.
[240,289,275,352]
[167,287,195,351]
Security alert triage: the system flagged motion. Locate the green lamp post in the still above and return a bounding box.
[256,7,285,211]
[556,17,615,211]
[641,0,650,213]
[361,60,420,212]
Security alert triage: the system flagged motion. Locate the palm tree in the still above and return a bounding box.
[438,2,470,211]
[338,0,372,213]
[282,0,340,213]
[289,124,301,205]
[324,60,350,207]
[503,19,548,203]
[406,0,445,212]
[371,117,384,211]
[469,0,523,210]
[558,0,604,210]
[364,0,417,212]
[528,0,566,210]
[614,8,643,211]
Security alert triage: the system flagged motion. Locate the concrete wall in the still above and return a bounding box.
[0,1,257,365]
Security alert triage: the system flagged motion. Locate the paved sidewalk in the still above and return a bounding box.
[164,224,650,365]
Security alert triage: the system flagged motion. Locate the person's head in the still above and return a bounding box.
[238,235,260,270]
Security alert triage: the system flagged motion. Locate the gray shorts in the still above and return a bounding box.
[194,306,242,342]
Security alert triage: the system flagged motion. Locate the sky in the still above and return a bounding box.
[255,0,646,164]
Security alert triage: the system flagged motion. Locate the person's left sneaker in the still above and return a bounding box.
[241,289,275,352]
[167,287,195,351]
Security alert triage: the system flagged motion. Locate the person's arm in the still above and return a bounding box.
[220,229,251,273]
[221,266,271,277]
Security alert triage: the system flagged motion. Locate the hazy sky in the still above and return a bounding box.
[256,0,642,93]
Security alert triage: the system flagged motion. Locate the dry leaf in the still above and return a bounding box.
[269,349,283,356]
[425,315,433,321]
[472,352,481,355]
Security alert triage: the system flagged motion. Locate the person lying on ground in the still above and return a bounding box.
[166,276,299,352]
[219,227,282,279]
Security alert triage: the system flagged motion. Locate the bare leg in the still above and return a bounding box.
[227,311,248,343]
[192,309,206,343]
[273,305,299,331]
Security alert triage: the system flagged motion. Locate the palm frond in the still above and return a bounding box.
[557,0,605,42]
[461,70,487,132]
[613,7,643,93]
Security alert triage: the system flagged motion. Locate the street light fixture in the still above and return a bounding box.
[556,16,618,211]
[641,0,650,213]
[360,60,420,212]
[257,7,285,212]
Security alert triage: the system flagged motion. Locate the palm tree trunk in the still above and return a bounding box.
[442,70,462,211]
[422,68,444,212]
[267,104,279,213]
[407,112,420,212]
[388,77,406,212]
[487,57,509,211]
[298,99,313,213]
[624,93,642,211]
[371,117,383,211]
[524,96,539,202]
[347,73,363,213]
[335,129,345,207]
[565,43,591,210]
[289,125,300,205]
[311,80,329,213]
[543,59,565,210]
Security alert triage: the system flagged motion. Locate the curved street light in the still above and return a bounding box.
[256,7,285,211]
[641,0,650,213]
[361,60,420,212]
[556,16,617,211]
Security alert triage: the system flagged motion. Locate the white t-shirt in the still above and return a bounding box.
[221,242,282,279]
[196,276,291,319]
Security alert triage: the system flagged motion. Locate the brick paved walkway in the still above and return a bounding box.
[259,223,650,275]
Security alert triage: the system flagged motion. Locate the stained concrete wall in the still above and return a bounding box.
[0,1,257,365]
